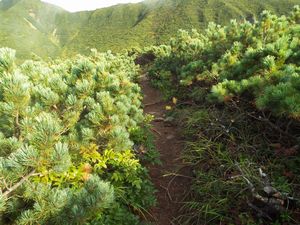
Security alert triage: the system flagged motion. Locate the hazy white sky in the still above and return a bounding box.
[42,0,144,12]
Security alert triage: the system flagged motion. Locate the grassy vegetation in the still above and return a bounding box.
[171,102,300,224]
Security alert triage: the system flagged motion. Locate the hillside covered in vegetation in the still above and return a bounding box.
[0,0,299,59]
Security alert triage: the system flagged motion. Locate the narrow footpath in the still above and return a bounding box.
[141,75,191,225]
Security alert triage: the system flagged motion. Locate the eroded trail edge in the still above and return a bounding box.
[141,75,190,225]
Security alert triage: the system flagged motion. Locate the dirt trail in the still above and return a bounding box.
[141,76,190,225]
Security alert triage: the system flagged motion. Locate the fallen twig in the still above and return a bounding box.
[160,185,173,201]
[163,172,194,180]
[153,117,165,122]
[145,101,163,107]
[151,128,161,136]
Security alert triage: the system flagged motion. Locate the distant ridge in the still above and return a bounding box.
[0,0,299,59]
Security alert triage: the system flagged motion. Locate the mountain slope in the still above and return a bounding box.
[0,0,299,59]
[0,0,65,59]
[64,0,300,55]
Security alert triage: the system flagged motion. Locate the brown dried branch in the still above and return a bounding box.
[247,113,297,141]
[2,170,37,198]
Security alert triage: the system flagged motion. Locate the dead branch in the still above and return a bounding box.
[247,113,298,141]
[2,170,37,198]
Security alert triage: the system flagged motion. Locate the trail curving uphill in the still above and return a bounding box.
[141,75,191,225]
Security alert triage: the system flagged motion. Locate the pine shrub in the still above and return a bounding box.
[0,48,155,224]
[147,6,300,119]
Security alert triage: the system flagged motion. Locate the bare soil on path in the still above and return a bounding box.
[140,76,191,225]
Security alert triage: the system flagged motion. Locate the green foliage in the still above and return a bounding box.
[147,6,300,119]
[0,48,155,224]
[19,176,114,225]
[0,0,299,59]
[146,6,300,225]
